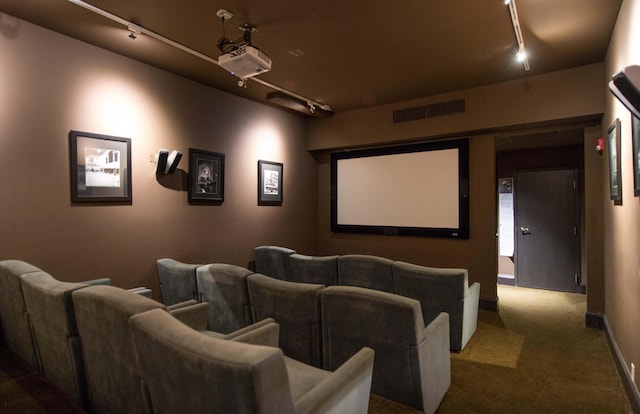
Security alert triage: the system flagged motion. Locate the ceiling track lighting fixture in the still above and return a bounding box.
[505,0,530,71]
[128,24,141,40]
[64,0,332,114]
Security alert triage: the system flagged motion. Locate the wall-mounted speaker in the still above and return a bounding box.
[609,65,640,119]
[156,149,182,174]
[165,150,182,174]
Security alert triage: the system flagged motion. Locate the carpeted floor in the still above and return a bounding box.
[0,285,632,413]
[371,285,631,413]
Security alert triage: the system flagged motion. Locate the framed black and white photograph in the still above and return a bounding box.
[632,114,640,197]
[258,160,283,206]
[607,118,622,202]
[188,148,225,204]
[69,130,132,203]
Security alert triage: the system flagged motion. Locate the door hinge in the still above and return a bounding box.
[573,180,576,189]
[574,227,577,236]
[575,273,581,285]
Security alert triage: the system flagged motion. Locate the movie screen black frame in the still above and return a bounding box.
[330,138,469,239]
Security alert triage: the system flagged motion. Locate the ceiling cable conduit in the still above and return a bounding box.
[65,0,332,112]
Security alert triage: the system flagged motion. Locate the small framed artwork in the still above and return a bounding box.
[607,118,622,202]
[632,114,640,196]
[258,160,283,206]
[69,130,132,203]
[188,148,225,204]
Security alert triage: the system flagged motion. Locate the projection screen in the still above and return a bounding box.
[330,138,469,238]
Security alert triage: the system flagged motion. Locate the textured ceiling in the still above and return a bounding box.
[0,0,622,116]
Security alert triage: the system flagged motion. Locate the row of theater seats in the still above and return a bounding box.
[254,246,480,352]
[0,260,374,414]
[157,258,451,413]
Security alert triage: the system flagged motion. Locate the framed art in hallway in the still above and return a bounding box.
[258,160,283,206]
[632,114,640,196]
[607,118,622,202]
[69,130,132,204]
[188,148,225,204]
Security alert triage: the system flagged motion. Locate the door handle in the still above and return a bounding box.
[520,226,531,235]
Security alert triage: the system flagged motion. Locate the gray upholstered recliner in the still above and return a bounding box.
[72,285,168,414]
[72,284,272,414]
[196,263,254,333]
[321,285,450,414]
[247,273,324,367]
[392,261,480,352]
[290,253,339,285]
[129,308,375,414]
[254,245,296,281]
[0,260,44,370]
[337,254,395,293]
[156,258,200,305]
[19,271,112,409]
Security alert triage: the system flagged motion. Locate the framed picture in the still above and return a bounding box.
[607,118,622,202]
[258,160,283,206]
[188,148,225,203]
[633,114,640,197]
[69,130,132,203]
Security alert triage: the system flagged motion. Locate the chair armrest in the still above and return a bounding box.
[461,282,480,350]
[82,277,111,286]
[295,347,374,414]
[418,312,451,414]
[168,302,209,331]
[166,299,198,311]
[225,318,280,347]
[127,287,152,297]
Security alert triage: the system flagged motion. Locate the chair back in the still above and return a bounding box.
[20,271,91,408]
[156,258,199,305]
[0,260,42,369]
[290,254,339,285]
[254,246,296,281]
[337,255,395,292]
[393,261,467,349]
[247,273,324,367]
[130,308,296,414]
[72,285,165,414]
[321,285,425,409]
[196,263,253,333]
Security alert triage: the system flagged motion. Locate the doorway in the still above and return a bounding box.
[514,169,580,292]
[496,130,585,294]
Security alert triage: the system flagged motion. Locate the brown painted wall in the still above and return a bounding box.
[314,136,498,305]
[0,16,318,295]
[308,66,606,308]
[603,0,640,392]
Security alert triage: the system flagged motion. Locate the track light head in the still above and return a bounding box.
[128,24,141,40]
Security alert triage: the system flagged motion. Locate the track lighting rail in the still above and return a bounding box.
[65,0,332,112]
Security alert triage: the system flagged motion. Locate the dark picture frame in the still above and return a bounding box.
[69,130,132,203]
[632,114,640,197]
[258,160,283,206]
[607,118,622,202]
[188,148,225,204]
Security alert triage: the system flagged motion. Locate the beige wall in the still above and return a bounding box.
[603,0,640,391]
[0,15,318,294]
[308,65,605,307]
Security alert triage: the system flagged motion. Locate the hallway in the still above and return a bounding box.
[439,285,631,413]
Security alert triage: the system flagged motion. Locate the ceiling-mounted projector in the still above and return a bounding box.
[218,45,272,79]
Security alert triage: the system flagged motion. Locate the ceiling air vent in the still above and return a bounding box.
[393,99,465,123]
